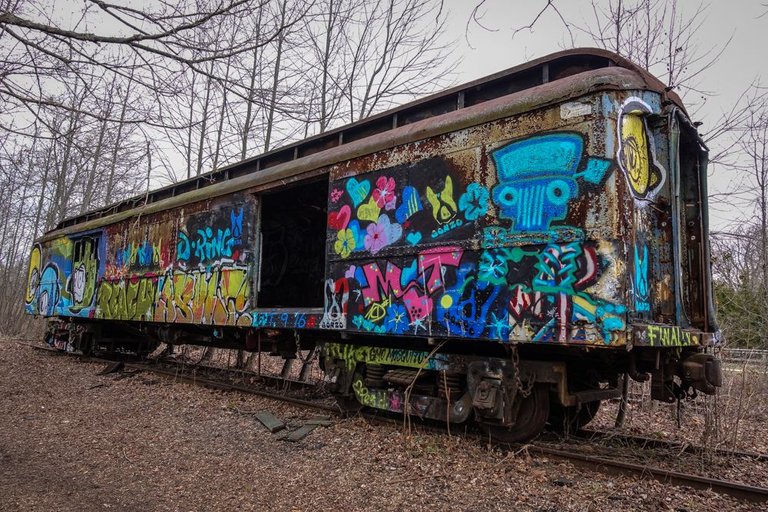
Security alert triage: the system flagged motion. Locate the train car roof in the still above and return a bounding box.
[43,47,684,242]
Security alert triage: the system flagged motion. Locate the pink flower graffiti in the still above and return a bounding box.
[363,215,402,254]
[372,176,396,210]
[364,221,388,253]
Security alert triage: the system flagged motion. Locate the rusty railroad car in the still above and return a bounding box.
[25,49,723,441]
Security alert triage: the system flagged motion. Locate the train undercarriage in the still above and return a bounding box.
[46,318,722,442]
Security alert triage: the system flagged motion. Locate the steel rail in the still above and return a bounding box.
[575,428,768,462]
[526,444,768,503]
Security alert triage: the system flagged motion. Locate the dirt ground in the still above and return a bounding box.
[0,339,761,512]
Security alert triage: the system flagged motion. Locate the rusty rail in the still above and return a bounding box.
[527,444,768,503]
[576,428,768,462]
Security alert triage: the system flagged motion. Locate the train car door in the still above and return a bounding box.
[670,112,717,334]
[254,176,329,310]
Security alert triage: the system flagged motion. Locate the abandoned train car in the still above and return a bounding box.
[26,49,723,441]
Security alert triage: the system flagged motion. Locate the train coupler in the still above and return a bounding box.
[680,352,722,395]
[650,351,723,402]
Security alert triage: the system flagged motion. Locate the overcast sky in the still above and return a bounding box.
[444,1,766,123]
[437,1,768,230]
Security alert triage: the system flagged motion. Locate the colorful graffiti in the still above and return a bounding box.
[326,132,627,344]
[491,133,611,232]
[25,239,76,317]
[177,206,248,266]
[97,277,156,321]
[633,243,650,313]
[37,264,62,316]
[329,157,481,260]
[69,237,99,313]
[27,108,681,349]
[155,265,251,325]
[28,198,254,328]
[113,239,169,269]
[95,264,252,325]
[425,175,458,224]
[617,97,666,200]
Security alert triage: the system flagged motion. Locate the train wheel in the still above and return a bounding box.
[482,384,549,443]
[548,400,601,433]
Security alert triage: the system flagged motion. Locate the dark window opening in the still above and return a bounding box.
[72,235,99,264]
[257,177,328,308]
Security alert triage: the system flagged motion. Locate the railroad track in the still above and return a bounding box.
[359,412,768,504]
[18,340,768,504]
[575,428,768,462]
[22,342,338,414]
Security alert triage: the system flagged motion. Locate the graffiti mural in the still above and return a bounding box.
[329,157,479,261]
[327,132,627,344]
[68,237,99,313]
[177,205,249,267]
[491,132,611,232]
[28,197,255,328]
[617,97,666,201]
[97,277,156,321]
[37,264,62,317]
[633,243,650,313]
[25,239,75,317]
[155,265,251,326]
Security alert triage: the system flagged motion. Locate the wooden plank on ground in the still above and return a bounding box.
[305,418,334,427]
[284,424,318,442]
[253,411,286,433]
[98,362,124,375]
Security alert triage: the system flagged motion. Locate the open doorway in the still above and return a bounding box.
[257,177,328,308]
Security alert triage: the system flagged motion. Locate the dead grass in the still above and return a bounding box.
[591,361,768,455]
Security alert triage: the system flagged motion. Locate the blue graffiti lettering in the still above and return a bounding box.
[634,243,650,312]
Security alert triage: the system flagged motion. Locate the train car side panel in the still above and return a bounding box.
[325,92,631,346]
[26,194,258,327]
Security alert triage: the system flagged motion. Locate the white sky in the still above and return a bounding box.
[438,0,768,230]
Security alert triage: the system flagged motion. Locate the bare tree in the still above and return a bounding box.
[710,96,768,348]
[575,0,730,102]
[0,0,458,335]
